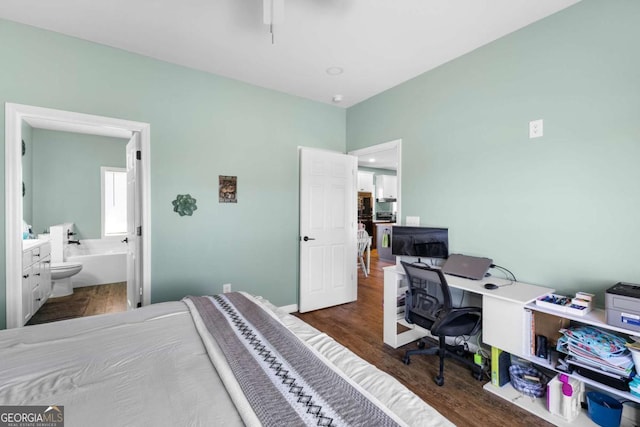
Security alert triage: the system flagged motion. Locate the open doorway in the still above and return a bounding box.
[349,139,401,278]
[24,131,129,325]
[5,103,151,329]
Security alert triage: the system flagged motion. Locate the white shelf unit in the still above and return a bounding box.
[483,381,637,427]
[383,266,428,347]
[528,303,640,339]
[526,302,640,405]
[518,350,640,405]
[485,381,637,427]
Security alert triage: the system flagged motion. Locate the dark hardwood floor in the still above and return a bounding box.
[295,251,551,427]
[27,282,127,325]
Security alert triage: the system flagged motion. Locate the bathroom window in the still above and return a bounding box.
[101,167,127,237]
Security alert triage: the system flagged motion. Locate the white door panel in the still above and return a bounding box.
[125,133,142,310]
[299,148,357,313]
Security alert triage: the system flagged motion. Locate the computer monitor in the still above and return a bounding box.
[391,226,449,259]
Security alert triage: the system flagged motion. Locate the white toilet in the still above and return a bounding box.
[49,223,83,298]
[50,262,83,297]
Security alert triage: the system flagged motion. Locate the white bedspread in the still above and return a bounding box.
[0,294,453,427]
[0,302,240,426]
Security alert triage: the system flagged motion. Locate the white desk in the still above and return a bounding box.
[384,264,640,426]
[383,264,553,353]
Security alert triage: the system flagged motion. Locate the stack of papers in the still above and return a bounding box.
[556,325,634,379]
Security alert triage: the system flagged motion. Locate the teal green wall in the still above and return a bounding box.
[0,19,345,329]
[347,0,640,307]
[31,130,127,238]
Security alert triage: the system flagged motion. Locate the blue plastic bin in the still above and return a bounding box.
[587,391,623,427]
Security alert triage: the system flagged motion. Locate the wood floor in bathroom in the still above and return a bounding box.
[27,282,127,325]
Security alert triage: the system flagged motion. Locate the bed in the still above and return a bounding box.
[0,292,453,426]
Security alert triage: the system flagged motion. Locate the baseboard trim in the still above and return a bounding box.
[279,303,298,314]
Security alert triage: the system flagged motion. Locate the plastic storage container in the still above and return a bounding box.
[586,391,622,427]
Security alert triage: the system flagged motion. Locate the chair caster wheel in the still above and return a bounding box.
[474,371,484,381]
[417,340,425,349]
[434,376,444,386]
[403,356,411,365]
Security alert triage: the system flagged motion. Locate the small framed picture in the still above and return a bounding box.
[219,176,237,203]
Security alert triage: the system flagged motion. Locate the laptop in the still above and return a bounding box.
[441,254,493,280]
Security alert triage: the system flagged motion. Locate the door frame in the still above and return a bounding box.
[5,103,152,328]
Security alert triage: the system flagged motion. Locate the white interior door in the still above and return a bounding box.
[299,147,357,313]
[125,132,142,309]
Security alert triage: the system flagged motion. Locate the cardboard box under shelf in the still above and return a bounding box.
[533,311,570,348]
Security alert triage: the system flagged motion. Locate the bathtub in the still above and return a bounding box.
[65,238,127,287]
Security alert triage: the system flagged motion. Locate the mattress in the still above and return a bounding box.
[0,293,452,427]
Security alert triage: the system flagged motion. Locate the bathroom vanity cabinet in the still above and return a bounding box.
[22,241,52,325]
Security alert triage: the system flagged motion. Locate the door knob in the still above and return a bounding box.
[302,236,316,241]
[122,238,128,243]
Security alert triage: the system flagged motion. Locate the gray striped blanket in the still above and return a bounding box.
[184,293,403,427]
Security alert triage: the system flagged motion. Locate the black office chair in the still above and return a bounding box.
[401,261,483,386]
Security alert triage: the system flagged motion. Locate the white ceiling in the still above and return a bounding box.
[357,148,397,171]
[0,0,580,108]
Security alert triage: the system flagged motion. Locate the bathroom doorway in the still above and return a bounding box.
[5,103,151,329]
